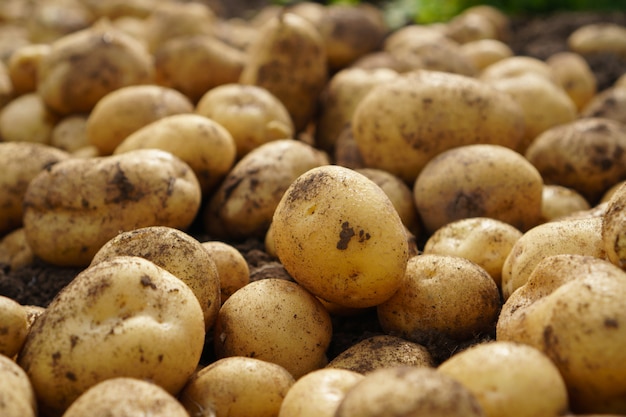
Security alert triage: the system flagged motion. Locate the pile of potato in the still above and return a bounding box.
[1,0,626,416]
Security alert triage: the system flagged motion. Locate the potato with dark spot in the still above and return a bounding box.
[0,353,37,417]
[580,86,626,125]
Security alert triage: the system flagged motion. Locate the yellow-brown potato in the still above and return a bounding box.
[525,117,626,203]
[213,17,261,51]
[414,144,543,235]
[600,179,626,203]
[18,256,205,417]
[541,184,591,222]
[272,165,409,308]
[154,35,247,103]
[50,115,89,153]
[0,92,58,144]
[479,55,556,83]
[7,43,51,95]
[423,217,523,288]
[0,228,34,270]
[459,38,514,71]
[377,254,501,352]
[62,377,190,417]
[0,295,28,358]
[0,142,70,235]
[327,335,434,374]
[444,11,498,44]
[547,51,597,111]
[0,24,30,64]
[457,4,511,41]
[616,72,626,88]
[37,19,154,115]
[352,70,525,183]
[180,356,295,417]
[87,84,194,155]
[114,113,236,194]
[335,366,486,417]
[0,353,37,417]
[111,15,148,46]
[201,240,250,303]
[214,278,332,378]
[23,149,201,267]
[23,305,45,331]
[195,83,294,158]
[0,60,13,109]
[349,50,413,73]
[91,226,221,330]
[27,0,94,44]
[500,216,605,300]
[568,22,626,58]
[438,341,569,417]
[203,139,329,240]
[580,85,626,125]
[602,181,626,269]
[278,368,365,417]
[80,0,154,20]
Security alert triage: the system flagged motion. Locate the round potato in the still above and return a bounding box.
[0,353,37,417]
[0,295,28,358]
[479,55,555,83]
[580,85,626,125]
[18,256,205,417]
[0,92,58,144]
[7,43,51,95]
[23,149,201,267]
[541,184,591,222]
[0,60,14,110]
[0,228,34,270]
[27,0,93,44]
[50,115,90,153]
[444,11,498,44]
[547,51,597,111]
[272,165,409,308]
[459,38,514,71]
[201,241,250,303]
[602,181,626,269]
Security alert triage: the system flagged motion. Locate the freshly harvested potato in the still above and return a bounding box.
[350,50,412,73]
[50,115,89,153]
[414,144,543,234]
[423,217,523,288]
[23,305,45,331]
[272,165,409,308]
[213,17,261,51]
[602,181,626,269]
[27,0,94,44]
[0,228,34,270]
[87,84,193,155]
[278,368,364,417]
[525,117,626,203]
[154,35,247,103]
[327,335,434,374]
[62,377,189,417]
[114,113,236,194]
[438,341,568,417]
[335,366,486,417]
[90,226,221,330]
[377,254,501,355]
[352,70,525,183]
[580,85,626,125]
[0,353,37,417]
[600,179,626,203]
[547,51,597,111]
[479,55,555,83]
[444,11,498,44]
[7,43,51,95]
[457,4,511,41]
[18,256,206,417]
[333,124,365,169]
[0,142,69,235]
[80,0,154,20]
[195,83,294,158]
[23,149,201,267]
[0,92,58,144]
[568,22,626,58]
[239,12,327,132]
[37,19,154,115]
[0,61,13,109]
[201,240,250,303]
[214,278,332,378]
[500,216,605,300]
[0,295,28,358]
[180,356,295,417]
[541,184,591,222]
[459,38,514,71]
[203,139,329,240]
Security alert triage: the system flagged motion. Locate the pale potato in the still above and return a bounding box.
[272,165,409,308]
[0,353,37,417]
[568,22,626,58]
[180,357,295,417]
[201,241,250,303]
[479,55,555,83]
[458,5,511,41]
[23,305,45,331]
[438,341,568,417]
[580,85,626,125]
[547,51,597,111]
[444,12,498,44]
[214,278,332,379]
[27,0,94,44]
[0,60,13,109]
[459,38,514,71]
[350,50,412,73]
[50,115,90,153]
[0,295,28,358]
[600,179,626,203]
[23,149,201,266]
[62,377,189,417]
[0,92,58,144]
[278,368,364,417]
[423,217,523,288]
[17,256,206,417]
[87,84,194,155]
[541,184,591,222]
[602,181,626,269]
[0,228,34,270]
[213,17,261,51]
[81,0,154,20]
[333,124,365,169]
[7,43,51,95]
[195,84,294,158]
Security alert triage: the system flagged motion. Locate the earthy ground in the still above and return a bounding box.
[1,7,625,365]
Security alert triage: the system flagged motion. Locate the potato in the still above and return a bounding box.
[541,184,591,222]
[195,83,294,158]
[335,366,486,417]
[213,17,261,51]
[568,22,626,58]
[180,356,295,417]
[350,50,412,73]
[154,35,247,103]
[203,139,329,240]
[333,124,365,169]
[62,377,189,417]
[0,142,70,235]
[23,305,45,331]
[525,117,626,203]
[278,368,364,417]
[214,278,332,378]
[23,149,201,267]
[438,341,568,417]
[27,0,94,44]
[17,256,206,417]
[37,19,154,115]
[377,254,501,356]
[0,295,28,358]
[458,4,511,41]
[497,254,626,413]
[6,43,51,95]
[459,38,514,71]
[80,0,153,20]
[200,241,250,303]
[500,216,605,300]
[327,335,434,374]
[50,115,89,153]
[0,353,37,417]
[602,181,626,269]
[444,12,498,44]
[423,217,523,288]
[414,144,543,234]
[547,51,597,111]
[580,85,626,125]
[600,179,626,203]
[114,113,236,194]
[479,55,556,83]
[352,70,525,183]
[239,12,327,132]
[87,84,194,155]
[0,93,58,144]
[272,165,409,308]
[0,228,34,270]
[91,226,221,330]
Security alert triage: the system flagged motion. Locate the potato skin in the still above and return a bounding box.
[0,353,37,417]
[23,149,201,266]
[602,181,626,269]
[0,296,28,358]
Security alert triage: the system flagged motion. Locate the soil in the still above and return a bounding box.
[1,7,625,366]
